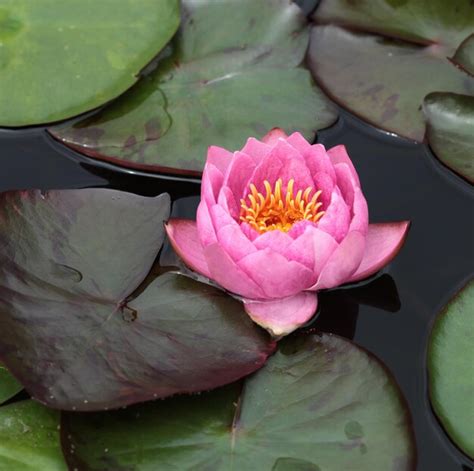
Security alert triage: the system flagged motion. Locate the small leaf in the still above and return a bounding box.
[0,363,22,404]
[61,334,416,470]
[423,92,474,183]
[0,400,66,470]
[0,189,275,410]
[0,0,180,126]
[428,279,474,459]
[50,0,337,176]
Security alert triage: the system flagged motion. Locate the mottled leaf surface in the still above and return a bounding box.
[428,280,474,459]
[0,400,66,470]
[423,92,474,183]
[62,334,415,470]
[50,0,337,176]
[0,0,180,126]
[0,189,274,411]
[0,362,22,404]
[309,0,474,141]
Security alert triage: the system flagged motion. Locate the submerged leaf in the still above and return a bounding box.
[62,334,416,470]
[0,363,22,404]
[50,0,337,176]
[0,0,180,126]
[0,189,274,410]
[428,279,474,459]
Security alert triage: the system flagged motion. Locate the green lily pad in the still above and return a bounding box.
[61,333,415,470]
[309,0,474,141]
[0,400,66,470]
[452,34,474,76]
[50,0,337,176]
[423,92,474,183]
[0,189,275,411]
[0,0,180,126]
[0,363,22,404]
[428,279,474,459]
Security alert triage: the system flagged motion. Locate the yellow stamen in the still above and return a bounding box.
[240,178,325,233]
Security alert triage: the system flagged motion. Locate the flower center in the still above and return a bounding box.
[240,178,324,234]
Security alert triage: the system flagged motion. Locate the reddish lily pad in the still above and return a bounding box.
[0,189,275,411]
[309,0,474,141]
[428,279,474,459]
[0,0,180,126]
[61,333,416,470]
[0,363,22,404]
[423,92,474,183]
[0,400,66,470]
[50,0,337,176]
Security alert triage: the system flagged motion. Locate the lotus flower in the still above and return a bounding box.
[166,129,409,336]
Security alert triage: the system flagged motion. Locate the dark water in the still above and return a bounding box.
[1,109,473,471]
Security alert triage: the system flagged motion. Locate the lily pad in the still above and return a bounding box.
[0,0,180,126]
[50,0,337,176]
[452,34,474,76]
[423,92,474,183]
[309,0,474,141]
[428,279,474,458]
[0,189,275,411]
[0,362,22,404]
[0,400,66,470]
[61,333,416,470]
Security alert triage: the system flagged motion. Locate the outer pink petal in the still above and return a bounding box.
[335,163,356,206]
[244,151,283,196]
[253,230,293,255]
[218,186,239,220]
[312,171,335,209]
[347,221,410,283]
[286,132,312,154]
[196,202,217,247]
[238,248,315,298]
[274,140,314,191]
[317,190,351,242]
[304,143,336,182]
[241,137,272,164]
[348,187,369,235]
[309,231,366,291]
[216,224,256,262]
[327,145,360,187]
[223,151,256,203]
[244,292,318,337]
[203,244,266,299]
[240,222,259,241]
[165,219,211,279]
[207,145,233,175]
[202,163,223,206]
[262,128,288,145]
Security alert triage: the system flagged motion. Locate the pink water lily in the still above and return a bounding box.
[166,129,409,337]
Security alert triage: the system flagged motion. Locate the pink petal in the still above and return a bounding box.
[327,145,360,187]
[241,138,272,164]
[309,231,366,291]
[165,219,211,279]
[262,128,288,145]
[312,171,335,209]
[348,221,410,283]
[196,202,217,247]
[253,230,293,255]
[240,222,259,241]
[222,151,256,203]
[204,244,266,299]
[335,163,356,207]
[201,164,223,206]
[288,220,317,238]
[244,292,318,337]
[216,224,256,262]
[238,248,316,298]
[317,190,351,242]
[348,187,369,235]
[244,151,284,196]
[207,145,233,175]
[217,186,239,220]
[304,143,336,182]
[286,132,312,154]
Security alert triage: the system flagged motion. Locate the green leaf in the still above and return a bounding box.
[308,0,474,141]
[0,363,22,404]
[0,0,180,126]
[452,34,474,76]
[428,279,474,459]
[0,189,275,411]
[0,400,66,471]
[423,92,474,183]
[50,0,337,176]
[61,334,415,470]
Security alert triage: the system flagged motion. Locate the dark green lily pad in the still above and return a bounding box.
[50,0,337,176]
[0,400,66,470]
[0,189,274,411]
[61,334,416,470]
[309,0,474,141]
[0,363,22,404]
[423,92,474,183]
[428,279,474,459]
[0,0,180,126]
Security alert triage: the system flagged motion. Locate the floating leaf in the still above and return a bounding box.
[62,334,415,470]
[309,0,474,141]
[0,0,180,126]
[428,279,474,459]
[423,92,474,183]
[0,189,274,410]
[0,400,66,470]
[0,362,22,404]
[452,34,474,76]
[50,0,337,176]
